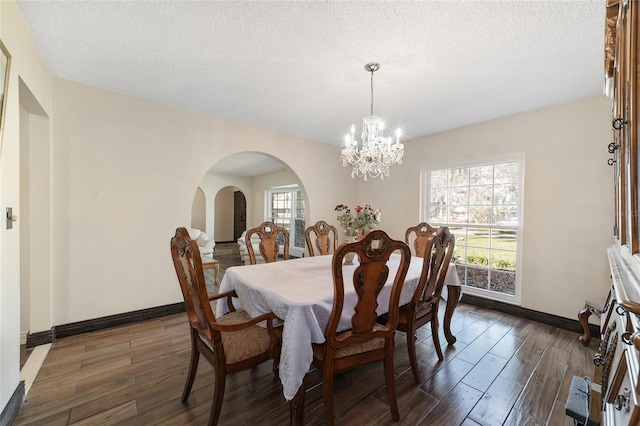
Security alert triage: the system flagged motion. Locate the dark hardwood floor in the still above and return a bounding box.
[14,246,597,425]
[204,242,241,294]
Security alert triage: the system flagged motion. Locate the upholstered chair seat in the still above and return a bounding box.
[312,337,385,360]
[214,310,279,363]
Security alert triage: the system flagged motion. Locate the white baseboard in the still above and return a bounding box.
[20,332,27,345]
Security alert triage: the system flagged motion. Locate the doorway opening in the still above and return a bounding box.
[234,190,246,241]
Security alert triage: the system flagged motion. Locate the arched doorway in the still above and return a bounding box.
[211,186,244,243]
[195,152,309,257]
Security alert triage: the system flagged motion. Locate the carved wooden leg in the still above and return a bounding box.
[431,314,444,361]
[578,304,592,346]
[406,322,420,384]
[182,329,200,402]
[384,342,399,421]
[444,285,461,344]
[213,261,220,286]
[289,378,305,426]
[209,359,226,426]
[323,367,335,426]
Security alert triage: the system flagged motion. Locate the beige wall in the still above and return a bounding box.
[250,168,304,226]
[50,77,351,325]
[30,79,615,330]
[190,187,206,231]
[213,186,234,241]
[1,0,53,410]
[365,96,613,319]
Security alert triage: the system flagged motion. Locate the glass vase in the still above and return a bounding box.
[343,235,356,265]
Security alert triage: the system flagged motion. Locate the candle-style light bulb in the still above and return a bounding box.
[350,124,357,147]
[395,128,402,144]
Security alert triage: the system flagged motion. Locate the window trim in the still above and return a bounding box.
[265,185,305,258]
[420,152,525,304]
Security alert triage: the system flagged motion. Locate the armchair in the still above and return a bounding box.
[170,227,280,425]
[187,228,216,257]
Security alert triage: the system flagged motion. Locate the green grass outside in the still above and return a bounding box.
[450,230,517,269]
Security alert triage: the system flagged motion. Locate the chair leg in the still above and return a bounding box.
[182,330,200,402]
[208,360,226,426]
[444,285,460,344]
[431,317,444,361]
[323,366,335,426]
[273,347,281,378]
[384,343,399,421]
[406,324,421,384]
[289,377,305,426]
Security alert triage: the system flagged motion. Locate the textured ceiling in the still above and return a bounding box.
[17,0,606,147]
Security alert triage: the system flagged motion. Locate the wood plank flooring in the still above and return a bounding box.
[14,299,597,426]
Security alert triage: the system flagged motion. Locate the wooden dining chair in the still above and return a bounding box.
[305,220,338,256]
[383,226,455,384]
[170,227,281,426]
[311,229,411,425]
[245,221,290,264]
[405,222,439,257]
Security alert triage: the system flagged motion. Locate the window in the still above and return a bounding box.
[266,185,306,257]
[423,155,523,302]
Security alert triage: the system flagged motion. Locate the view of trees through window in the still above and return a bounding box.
[428,160,520,296]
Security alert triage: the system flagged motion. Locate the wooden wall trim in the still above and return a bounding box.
[461,294,600,338]
[26,302,186,348]
[0,380,25,426]
[25,297,597,349]
[26,329,54,348]
[54,302,186,339]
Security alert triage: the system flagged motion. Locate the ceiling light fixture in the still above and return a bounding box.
[341,62,404,181]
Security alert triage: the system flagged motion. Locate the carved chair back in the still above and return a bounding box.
[327,229,411,348]
[405,222,439,258]
[305,220,338,256]
[245,221,290,264]
[170,227,220,344]
[412,226,455,309]
[393,226,456,382]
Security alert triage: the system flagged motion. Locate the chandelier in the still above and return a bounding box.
[341,62,404,181]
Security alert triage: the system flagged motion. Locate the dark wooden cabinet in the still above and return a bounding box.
[603,0,640,424]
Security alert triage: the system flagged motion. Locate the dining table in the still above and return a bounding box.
[216,253,461,418]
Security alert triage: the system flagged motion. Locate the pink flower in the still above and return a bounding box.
[335,203,380,236]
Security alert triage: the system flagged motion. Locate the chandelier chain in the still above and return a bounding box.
[370,68,374,116]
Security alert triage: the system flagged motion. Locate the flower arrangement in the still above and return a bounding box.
[335,203,381,237]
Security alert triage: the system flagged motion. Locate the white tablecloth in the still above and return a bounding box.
[216,254,459,400]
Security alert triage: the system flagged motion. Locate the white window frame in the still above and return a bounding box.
[420,153,525,304]
[265,185,306,258]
